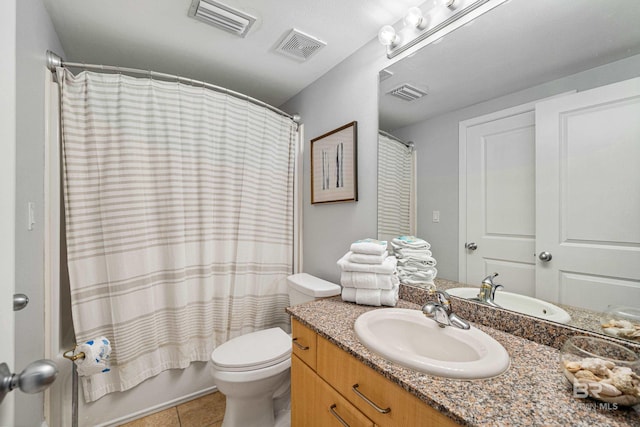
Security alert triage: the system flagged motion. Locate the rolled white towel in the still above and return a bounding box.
[341,271,398,289]
[338,252,397,274]
[349,251,389,265]
[350,238,388,255]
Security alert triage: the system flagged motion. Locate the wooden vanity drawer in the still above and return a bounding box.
[291,318,317,369]
[292,355,374,427]
[317,336,460,427]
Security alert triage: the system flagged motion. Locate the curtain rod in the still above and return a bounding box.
[46,50,300,123]
[379,130,414,150]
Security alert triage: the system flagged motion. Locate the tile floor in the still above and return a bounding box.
[119,391,226,427]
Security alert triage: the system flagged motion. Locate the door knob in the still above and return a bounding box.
[13,293,29,311]
[0,360,58,404]
[538,251,553,262]
[465,242,477,251]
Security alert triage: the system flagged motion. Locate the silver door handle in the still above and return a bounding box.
[0,360,58,404]
[465,242,477,251]
[538,251,553,262]
[13,294,29,311]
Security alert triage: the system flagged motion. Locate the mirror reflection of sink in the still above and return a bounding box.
[447,288,572,324]
[354,308,510,379]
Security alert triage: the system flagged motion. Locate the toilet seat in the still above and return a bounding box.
[211,327,292,372]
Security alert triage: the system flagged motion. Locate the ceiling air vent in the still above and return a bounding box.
[275,29,326,61]
[387,84,428,101]
[188,0,256,38]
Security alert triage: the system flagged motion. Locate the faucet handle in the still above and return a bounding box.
[480,272,503,301]
[428,289,451,308]
[482,272,499,286]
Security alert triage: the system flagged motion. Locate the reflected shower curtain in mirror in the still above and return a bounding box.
[59,69,296,402]
[377,132,415,242]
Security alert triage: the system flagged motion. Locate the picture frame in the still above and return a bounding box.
[310,121,358,204]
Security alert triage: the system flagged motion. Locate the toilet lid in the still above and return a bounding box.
[211,327,292,372]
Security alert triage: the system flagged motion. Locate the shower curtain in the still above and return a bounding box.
[58,69,296,402]
[377,132,415,242]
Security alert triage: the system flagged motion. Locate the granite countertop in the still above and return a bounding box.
[287,297,640,427]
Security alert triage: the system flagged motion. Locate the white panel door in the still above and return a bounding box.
[465,111,536,295]
[535,77,640,310]
[0,0,16,423]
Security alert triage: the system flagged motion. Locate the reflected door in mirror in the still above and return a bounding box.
[535,77,640,311]
[463,109,536,295]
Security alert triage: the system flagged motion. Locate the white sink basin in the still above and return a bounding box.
[446,288,571,324]
[354,308,510,379]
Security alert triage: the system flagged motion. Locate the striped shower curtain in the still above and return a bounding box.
[59,69,296,402]
[377,132,415,242]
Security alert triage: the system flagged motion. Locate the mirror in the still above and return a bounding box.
[378,0,640,341]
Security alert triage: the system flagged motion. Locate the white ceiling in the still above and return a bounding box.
[379,0,640,130]
[41,0,424,107]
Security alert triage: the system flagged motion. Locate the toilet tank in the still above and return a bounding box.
[287,273,341,306]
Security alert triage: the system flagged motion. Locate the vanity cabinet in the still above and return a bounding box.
[291,319,460,427]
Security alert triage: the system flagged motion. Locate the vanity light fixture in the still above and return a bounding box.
[378,0,508,59]
[404,7,427,30]
[377,25,399,47]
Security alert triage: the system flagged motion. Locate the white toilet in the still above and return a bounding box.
[209,273,341,427]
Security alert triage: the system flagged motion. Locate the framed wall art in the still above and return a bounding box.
[310,121,358,204]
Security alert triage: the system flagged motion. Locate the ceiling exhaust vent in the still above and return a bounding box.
[275,29,326,61]
[188,0,256,38]
[387,84,428,101]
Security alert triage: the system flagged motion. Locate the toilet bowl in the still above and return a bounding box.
[209,273,341,427]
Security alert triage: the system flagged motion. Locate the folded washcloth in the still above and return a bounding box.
[341,271,398,290]
[399,278,436,290]
[350,238,388,255]
[397,256,437,267]
[349,251,388,265]
[341,282,399,307]
[395,248,433,258]
[398,265,437,277]
[391,236,430,250]
[398,267,437,281]
[338,252,397,274]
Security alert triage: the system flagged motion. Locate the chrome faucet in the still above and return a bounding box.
[472,272,503,307]
[422,290,470,329]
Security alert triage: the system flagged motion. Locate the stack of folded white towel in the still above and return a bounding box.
[391,236,437,289]
[337,238,399,307]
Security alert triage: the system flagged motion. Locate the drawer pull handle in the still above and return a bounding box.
[352,384,391,414]
[292,338,309,351]
[329,404,350,427]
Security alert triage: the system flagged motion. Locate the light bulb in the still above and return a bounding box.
[404,7,424,29]
[377,25,399,47]
[443,0,456,9]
